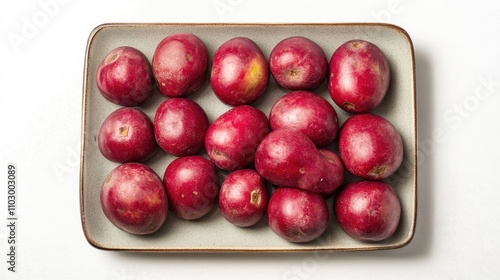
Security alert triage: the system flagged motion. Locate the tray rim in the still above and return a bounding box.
[80,22,417,253]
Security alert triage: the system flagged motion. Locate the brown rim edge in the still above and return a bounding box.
[80,23,114,251]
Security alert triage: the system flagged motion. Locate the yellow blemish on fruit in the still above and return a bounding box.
[243,60,265,95]
[149,195,161,207]
[186,53,193,62]
[250,60,263,79]
[372,63,381,75]
[119,126,129,137]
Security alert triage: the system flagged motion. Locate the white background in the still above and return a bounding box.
[1,0,499,279]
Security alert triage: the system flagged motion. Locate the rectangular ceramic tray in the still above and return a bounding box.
[80,23,417,252]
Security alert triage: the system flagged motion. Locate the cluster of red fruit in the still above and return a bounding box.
[96,32,403,244]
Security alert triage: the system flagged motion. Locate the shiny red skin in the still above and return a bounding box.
[328,39,391,113]
[269,90,339,147]
[205,105,269,171]
[100,163,168,235]
[98,107,157,163]
[152,33,208,98]
[269,36,328,90]
[339,113,403,180]
[334,180,401,242]
[210,37,270,106]
[96,46,154,107]
[315,149,345,198]
[218,169,269,227]
[163,156,219,220]
[267,187,329,243]
[154,98,209,157]
[254,128,326,191]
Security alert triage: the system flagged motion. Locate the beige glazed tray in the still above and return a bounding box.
[80,23,417,252]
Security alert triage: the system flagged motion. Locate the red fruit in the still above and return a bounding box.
[210,37,270,106]
[152,33,209,97]
[328,39,391,113]
[334,180,401,242]
[163,156,219,220]
[98,107,157,163]
[315,149,345,198]
[254,128,325,191]
[269,90,339,147]
[339,113,403,180]
[218,169,269,227]
[100,163,168,235]
[269,36,328,90]
[154,98,209,157]
[205,105,269,171]
[96,46,154,107]
[267,187,329,243]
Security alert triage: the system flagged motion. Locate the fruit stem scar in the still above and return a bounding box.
[370,165,387,177]
[291,229,303,237]
[342,102,355,111]
[104,174,113,184]
[211,149,228,160]
[105,52,119,64]
[351,41,362,48]
[119,126,129,137]
[250,189,262,206]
